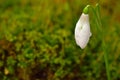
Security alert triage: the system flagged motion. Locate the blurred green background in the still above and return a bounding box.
[0,0,120,80]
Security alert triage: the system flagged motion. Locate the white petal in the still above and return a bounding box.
[75,13,92,49]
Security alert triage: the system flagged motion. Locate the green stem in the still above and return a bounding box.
[103,42,110,80]
[86,4,111,80]
[95,4,111,80]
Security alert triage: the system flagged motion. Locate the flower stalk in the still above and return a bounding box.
[95,4,111,80]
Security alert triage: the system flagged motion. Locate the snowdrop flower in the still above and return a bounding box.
[75,5,92,49]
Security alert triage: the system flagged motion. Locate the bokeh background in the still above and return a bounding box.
[0,0,120,80]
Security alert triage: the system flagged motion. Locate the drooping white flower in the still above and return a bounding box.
[75,13,92,49]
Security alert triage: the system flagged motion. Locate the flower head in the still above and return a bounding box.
[75,12,92,49]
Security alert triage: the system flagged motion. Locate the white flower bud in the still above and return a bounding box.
[75,13,92,49]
